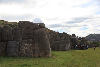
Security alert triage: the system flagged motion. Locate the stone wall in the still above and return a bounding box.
[0,20,90,57]
[70,34,89,49]
[47,29,71,51]
[70,34,79,49]
[0,20,51,57]
[0,42,6,56]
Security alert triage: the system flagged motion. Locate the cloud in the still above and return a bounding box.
[33,18,43,23]
[48,23,82,28]
[68,15,100,37]
[0,14,34,21]
[66,17,90,24]
[0,0,26,3]
[47,15,100,37]
[0,0,100,37]
[48,24,63,28]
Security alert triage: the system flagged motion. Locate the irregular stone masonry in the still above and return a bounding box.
[46,29,89,50]
[0,20,51,57]
[0,42,6,56]
[47,29,71,51]
[0,20,89,57]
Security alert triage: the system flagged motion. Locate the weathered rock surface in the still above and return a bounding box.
[7,41,19,56]
[0,42,6,56]
[0,20,90,57]
[86,34,100,42]
[0,20,51,57]
[47,29,71,51]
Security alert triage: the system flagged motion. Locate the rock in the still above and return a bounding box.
[19,39,34,57]
[1,25,13,41]
[6,41,19,56]
[0,42,6,56]
[12,27,22,41]
[47,29,71,51]
[52,40,70,51]
[33,28,51,57]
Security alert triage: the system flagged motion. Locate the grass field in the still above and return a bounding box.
[0,48,100,67]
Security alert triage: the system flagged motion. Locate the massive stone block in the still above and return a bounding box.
[6,41,19,56]
[51,40,70,51]
[33,28,51,57]
[19,40,34,57]
[18,21,34,40]
[0,42,6,56]
[0,20,54,57]
[47,29,71,51]
[1,25,13,41]
[16,21,51,57]
[12,27,22,41]
[18,28,51,57]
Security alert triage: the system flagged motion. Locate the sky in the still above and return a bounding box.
[0,0,100,37]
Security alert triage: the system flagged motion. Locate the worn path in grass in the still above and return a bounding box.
[0,48,100,67]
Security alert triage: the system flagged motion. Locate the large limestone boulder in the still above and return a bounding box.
[33,28,51,57]
[52,40,70,51]
[12,27,22,41]
[1,25,13,41]
[0,42,6,56]
[6,41,19,56]
[0,20,51,57]
[47,30,71,51]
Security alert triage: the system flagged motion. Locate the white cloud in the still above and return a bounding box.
[0,0,100,37]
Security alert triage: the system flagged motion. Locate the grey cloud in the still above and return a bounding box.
[0,14,34,21]
[48,24,63,28]
[48,24,82,28]
[48,17,91,28]
[95,0,100,4]
[33,18,43,23]
[46,17,59,21]
[66,17,90,24]
[0,0,27,3]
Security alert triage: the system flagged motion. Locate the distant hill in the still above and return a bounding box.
[86,34,100,41]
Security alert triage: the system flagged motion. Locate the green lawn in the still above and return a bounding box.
[0,48,100,67]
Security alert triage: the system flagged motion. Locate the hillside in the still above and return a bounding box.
[86,34,100,41]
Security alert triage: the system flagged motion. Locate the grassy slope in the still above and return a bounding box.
[0,48,100,67]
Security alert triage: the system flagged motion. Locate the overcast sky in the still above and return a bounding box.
[0,0,100,37]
